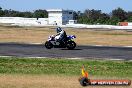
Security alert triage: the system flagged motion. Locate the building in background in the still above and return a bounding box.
[0,9,75,26]
[47,9,74,25]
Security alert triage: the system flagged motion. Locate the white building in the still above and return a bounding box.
[47,9,74,25]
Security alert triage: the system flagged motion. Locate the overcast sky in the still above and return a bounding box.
[0,0,131,13]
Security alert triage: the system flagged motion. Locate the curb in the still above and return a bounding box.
[84,44,132,48]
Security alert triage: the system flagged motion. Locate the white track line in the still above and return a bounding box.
[87,44,132,48]
[0,55,131,61]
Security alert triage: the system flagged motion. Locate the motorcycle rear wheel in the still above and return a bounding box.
[66,41,76,50]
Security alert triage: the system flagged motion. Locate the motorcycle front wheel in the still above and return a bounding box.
[66,41,76,50]
[45,41,53,49]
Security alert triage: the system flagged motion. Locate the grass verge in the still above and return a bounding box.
[0,57,132,78]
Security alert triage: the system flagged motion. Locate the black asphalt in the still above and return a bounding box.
[0,43,132,60]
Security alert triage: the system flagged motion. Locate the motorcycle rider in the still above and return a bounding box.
[55,27,67,42]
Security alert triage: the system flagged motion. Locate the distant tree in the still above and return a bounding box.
[77,11,81,16]
[0,7,4,16]
[109,17,120,25]
[84,9,102,21]
[73,11,78,20]
[127,16,132,22]
[98,13,110,24]
[33,9,48,18]
[22,12,33,18]
[81,9,111,24]
[3,9,10,16]
[76,11,85,23]
[77,16,83,23]
[100,13,110,20]
[127,11,132,17]
[127,11,132,22]
[0,7,2,10]
[112,7,127,22]
[9,10,20,17]
[16,12,23,17]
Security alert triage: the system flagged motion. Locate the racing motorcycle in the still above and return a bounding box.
[45,35,76,50]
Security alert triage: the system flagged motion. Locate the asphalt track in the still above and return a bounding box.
[0,43,132,60]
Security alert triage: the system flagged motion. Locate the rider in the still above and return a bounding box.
[55,27,67,42]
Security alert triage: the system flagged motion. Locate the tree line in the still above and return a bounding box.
[0,7,48,18]
[0,7,132,25]
[76,7,132,25]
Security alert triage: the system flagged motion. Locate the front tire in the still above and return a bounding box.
[45,41,53,49]
[80,77,89,86]
[66,41,76,50]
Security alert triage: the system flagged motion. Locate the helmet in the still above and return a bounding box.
[56,27,62,33]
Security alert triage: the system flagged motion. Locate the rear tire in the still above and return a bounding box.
[45,41,53,49]
[66,41,76,50]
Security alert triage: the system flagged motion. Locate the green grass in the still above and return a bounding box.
[0,57,132,78]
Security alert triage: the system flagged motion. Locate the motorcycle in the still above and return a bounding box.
[45,35,76,50]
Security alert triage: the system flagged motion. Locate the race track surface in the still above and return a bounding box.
[0,43,132,60]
